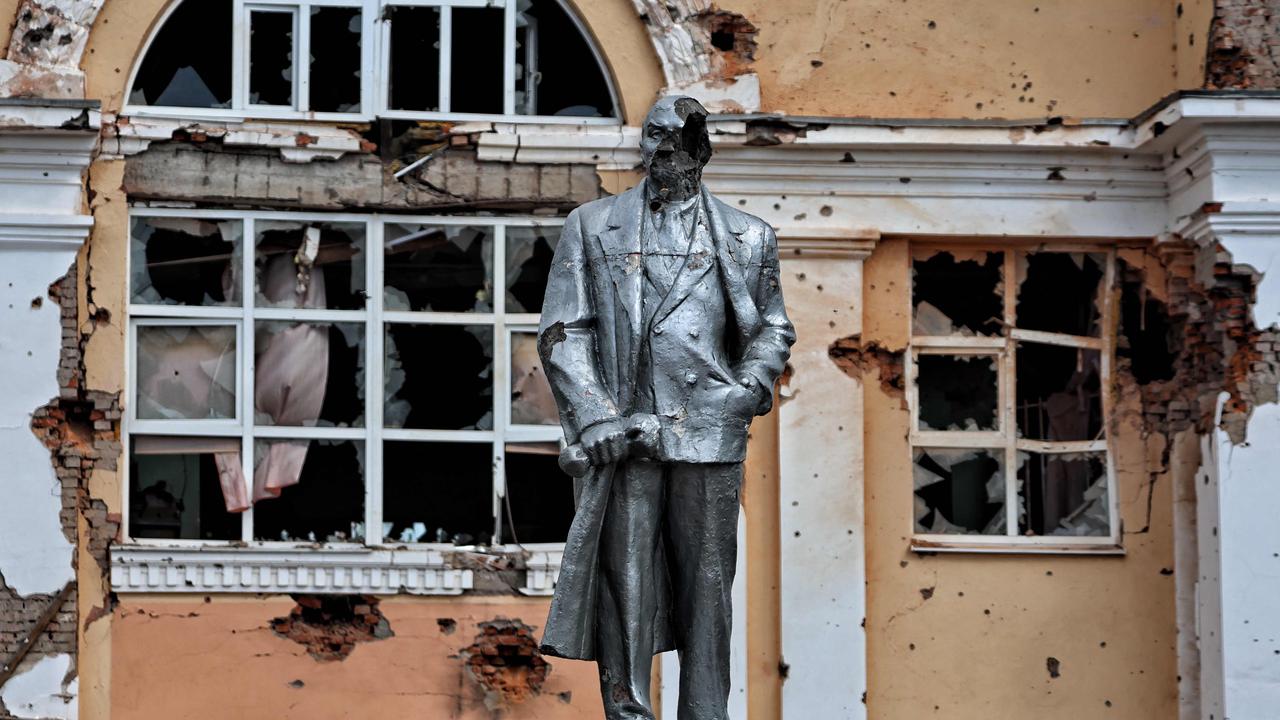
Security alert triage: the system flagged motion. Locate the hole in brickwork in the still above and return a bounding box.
[462,619,551,705]
[270,594,392,661]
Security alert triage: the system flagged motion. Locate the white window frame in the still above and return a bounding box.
[122,207,568,570]
[122,0,621,125]
[906,243,1122,554]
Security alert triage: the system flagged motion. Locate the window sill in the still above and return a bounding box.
[111,543,567,595]
[910,537,1125,556]
[110,544,482,595]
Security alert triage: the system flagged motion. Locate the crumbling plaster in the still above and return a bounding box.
[859,238,1180,719]
[110,595,602,720]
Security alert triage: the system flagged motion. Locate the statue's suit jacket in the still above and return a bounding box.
[537,181,795,660]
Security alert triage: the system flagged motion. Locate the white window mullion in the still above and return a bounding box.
[502,0,516,116]
[296,3,311,112]
[1002,251,1018,537]
[492,224,508,545]
[242,216,257,544]
[366,219,385,545]
[232,0,248,111]
[1102,252,1119,543]
[438,5,452,112]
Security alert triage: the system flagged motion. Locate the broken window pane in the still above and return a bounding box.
[129,437,241,540]
[451,7,505,114]
[502,443,575,543]
[505,225,560,313]
[383,224,493,312]
[384,324,493,430]
[912,251,1004,336]
[916,354,998,432]
[129,0,233,108]
[515,0,614,117]
[913,449,1005,535]
[253,439,365,542]
[131,217,242,307]
[249,9,296,106]
[383,441,494,545]
[1018,451,1109,536]
[136,325,237,420]
[256,222,367,310]
[1015,344,1103,441]
[255,322,365,428]
[387,6,440,111]
[1016,252,1105,337]
[309,7,362,113]
[510,331,559,426]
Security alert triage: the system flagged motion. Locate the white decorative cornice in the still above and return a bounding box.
[111,545,474,595]
[0,215,93,251]
[777,229,879,261]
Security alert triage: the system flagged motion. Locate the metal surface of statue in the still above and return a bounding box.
[536,96,795,720]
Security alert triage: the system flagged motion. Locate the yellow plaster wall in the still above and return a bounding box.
[733,0,1180,119]
[110,595,604,719]
[0,0,19,55]
[1175,0,1214,89]
[860,239,1179,719]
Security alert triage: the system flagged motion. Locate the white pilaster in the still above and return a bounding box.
[776,233,873,719]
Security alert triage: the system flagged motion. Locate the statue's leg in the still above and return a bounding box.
[664,462,742,720]
[596,461,665,720]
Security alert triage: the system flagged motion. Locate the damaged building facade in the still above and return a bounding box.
[2,0,1280,718]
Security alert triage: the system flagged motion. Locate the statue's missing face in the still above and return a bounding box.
[639,96,713,203]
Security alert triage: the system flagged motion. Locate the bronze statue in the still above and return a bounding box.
[537,96,794,720]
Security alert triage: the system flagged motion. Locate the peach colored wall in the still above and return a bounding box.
[860,239,1179,719]
[111,595,604,720]
[79,0,1189,124]
[732,0,1180,119]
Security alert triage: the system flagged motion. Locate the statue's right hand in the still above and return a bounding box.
[580,418,628,465]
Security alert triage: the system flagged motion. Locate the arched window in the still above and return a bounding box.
[127,0,619,123]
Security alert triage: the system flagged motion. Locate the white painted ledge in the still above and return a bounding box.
[110,545,474,595]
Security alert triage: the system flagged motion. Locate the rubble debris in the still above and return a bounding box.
[913,449,1006,535]
[462,619,551,706]
[916,354,998,431]
[122,142,603,212]
[912,251,1004,336]
[270,594,392,661]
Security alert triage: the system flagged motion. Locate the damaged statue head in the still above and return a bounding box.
[536,96,795,720]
